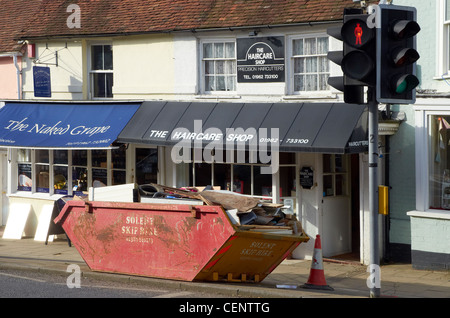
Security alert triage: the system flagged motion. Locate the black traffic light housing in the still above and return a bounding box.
[327,8,376,104]
[376,4,420,104]
[341,13,376,86]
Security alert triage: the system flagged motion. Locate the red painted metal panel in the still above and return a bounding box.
[55,200,309,282]
[55,201,235,281]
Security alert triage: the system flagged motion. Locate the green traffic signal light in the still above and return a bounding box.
[394,74,420,94]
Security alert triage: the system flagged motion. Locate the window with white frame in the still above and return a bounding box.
[15,149,127,195]
[428,115,450,210]
[201,41,237,93]
[291,36,329,92]
[90,44,113,98]
[322,154,348,197]
[444,0,450,74]
[190,151,296,199]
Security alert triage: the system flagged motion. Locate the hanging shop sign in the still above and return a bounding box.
[300,167,314,189]
[33,66,52,98]
[237,36,285,83]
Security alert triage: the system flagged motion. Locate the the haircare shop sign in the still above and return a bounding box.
[237,36,285,83]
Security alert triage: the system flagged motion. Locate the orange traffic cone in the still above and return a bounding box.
[301,235,334,291]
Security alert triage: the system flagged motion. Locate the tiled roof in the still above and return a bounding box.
[0,0,42,53]
[15,0,376,40]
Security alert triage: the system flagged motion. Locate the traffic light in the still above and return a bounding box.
[376,4,420,104]
[327,9,375,104]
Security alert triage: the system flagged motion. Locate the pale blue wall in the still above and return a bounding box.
[385,0,440,245]
[387,105,415,245]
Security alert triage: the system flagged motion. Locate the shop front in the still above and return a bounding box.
[1,100,372,262]
[0,101,142,234]
[117,101,370,261]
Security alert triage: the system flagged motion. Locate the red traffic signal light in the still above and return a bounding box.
[341,16,376,85]
[341,18,374,48]
[327,10,375,104]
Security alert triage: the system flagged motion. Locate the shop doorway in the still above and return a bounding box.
[349,153,361,261]
[321,154,360,261]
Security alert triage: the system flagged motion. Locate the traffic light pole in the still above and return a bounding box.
[367,86,381,298]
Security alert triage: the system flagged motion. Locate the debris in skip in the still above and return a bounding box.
[139,183,304,236]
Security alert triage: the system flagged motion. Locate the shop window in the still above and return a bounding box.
[72,167,88,194]
[291,36,329,92]
[15,149,128,195]
[190,160,271,197]
[112,148,126,185]
[90,44,113,98]
[72,150,87,166]
[135,148,158,185]
[213,163,231,191]
[202,41,236,93]
[54,150,68,194]
[36,165,49,193]
[280,166,296,197]
[253,166,273,196]
[92,149,107,187]
[429,115,450,209]
[72,150,88,194]
[36,149,49,164]
[18,149,32,191]
[35,150,50,193]
[187,151,296,203]
[323,154,348,197]
[194,163,212,187]
[233,165,251,194]
[54,166,68,194]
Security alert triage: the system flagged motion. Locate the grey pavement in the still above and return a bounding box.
[0,229,448,298]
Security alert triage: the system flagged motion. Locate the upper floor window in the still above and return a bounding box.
[291,36,329,92]
[201,41,237,93]
[90,44,113,98]
[444,0,450,74]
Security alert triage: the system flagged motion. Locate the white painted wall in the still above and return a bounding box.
[22,41,83,100]
[113,34,175,99]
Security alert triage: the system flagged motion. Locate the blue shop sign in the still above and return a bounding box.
[33,66,52,98]
[0,102,141,148]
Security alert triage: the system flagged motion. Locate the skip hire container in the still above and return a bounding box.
[54,200,309,283]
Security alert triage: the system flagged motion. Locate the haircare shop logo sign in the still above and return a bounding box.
[237,37,285,83]
[3,117,111,137]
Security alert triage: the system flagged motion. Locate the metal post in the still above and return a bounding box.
[368,87,380,298]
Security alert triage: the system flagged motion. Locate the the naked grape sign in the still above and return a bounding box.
[237,36,285,83]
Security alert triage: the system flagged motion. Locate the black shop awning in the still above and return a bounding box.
[117,101,368,154]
